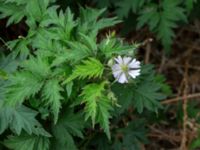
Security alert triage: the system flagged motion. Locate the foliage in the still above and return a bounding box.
[89,119,148,150]
[4,133,50,150]
[51,109,84,150]
[92,0,197,52]
[0,1,170,150]
[67,58,104,82]
[112,65,167,114]
[137,0,187,52]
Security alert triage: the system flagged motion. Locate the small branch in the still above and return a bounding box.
[144,42,151,64]
[149,126,181,144]
[158,52,166,73]
[162,93,200,104]
[180,61,189,150]
[141,38,153,64]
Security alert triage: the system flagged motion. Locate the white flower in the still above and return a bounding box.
[111,56,141,84]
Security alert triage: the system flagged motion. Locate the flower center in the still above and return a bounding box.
[120,64,129,72]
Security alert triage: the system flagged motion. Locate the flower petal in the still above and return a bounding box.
[112,64,121,72]
[114,56,123,64]
[113,70,122,78]
[128,70,140,79]
[117,73,128,83]
[123,57,132,65]
[129,59,140,69]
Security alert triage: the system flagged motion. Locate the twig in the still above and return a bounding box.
[144,42,151,64]
[148,133,180,143]
[180,61,189,150]
[158,52,166,73]
[149,126,181,144]
[166,64,200,71]
[162,93,200,104]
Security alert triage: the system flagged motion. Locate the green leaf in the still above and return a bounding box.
[190,134,200,150]
[6,71,44,106]
[185,0,197,13]
[137,4,159,30]
[111,84,134,115]
[0,105,50,137]
[91,119,148,150]
[4,133,49,150]
[132,65,166,113]
[112,65,166,114]
[41,7,77,41]
[99,36,138,57]
[3,0,27,5]
[42,79,63,124]
[0,53,18,73]
[65,41,92,63]
[81,82,112,139]
[67,58,104,82]
[133,81,163,113]
[66,81,73,98]
[137,0,187,52]
[96,96,112,140]
[7,38,30,59]
[51,109,84,150]
[114,119,148,150]
[0,2,25,26]
[78,7,120,38]
[22,56,50,78]
[78,32,97,53]
[116,0,145,18]
[0,69,8,80]
[81,82,105,125]
[0,0,50,26]
[25,0,49,22]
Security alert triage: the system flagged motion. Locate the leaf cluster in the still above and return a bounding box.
[0,1,171,150]
[92,0,197,52]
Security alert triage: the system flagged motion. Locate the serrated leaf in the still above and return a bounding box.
[40,7,77,41]
[67,58,104,82]
[111,84,134,115]
[51,109,84,150]
[6,71,44,106]
[66,81,73,98]
[4,133,50,150]
[65,41,92,63]
[96,96,112,139]
[42,79,63,124]
[0,2,25,26]
[0,0,50,27]
[22,56,50,78]
[99,37,138,57]
[185,0,197,13]
[0,105,50,137]
[116,0,145,18]
[78,7,120,38]
[133,82,163,113]
[81,82,112,139]
[78,32,97,53]
[114,119,148,150]
[81,82,105,125]
[0,53,18,73]
[0,69,8,80]
[7,38,30,59]
[112,65,166,114]
[137,0,187,52]
[132,65,166,113]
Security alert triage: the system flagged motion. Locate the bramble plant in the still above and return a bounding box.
[0,0,170,149]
